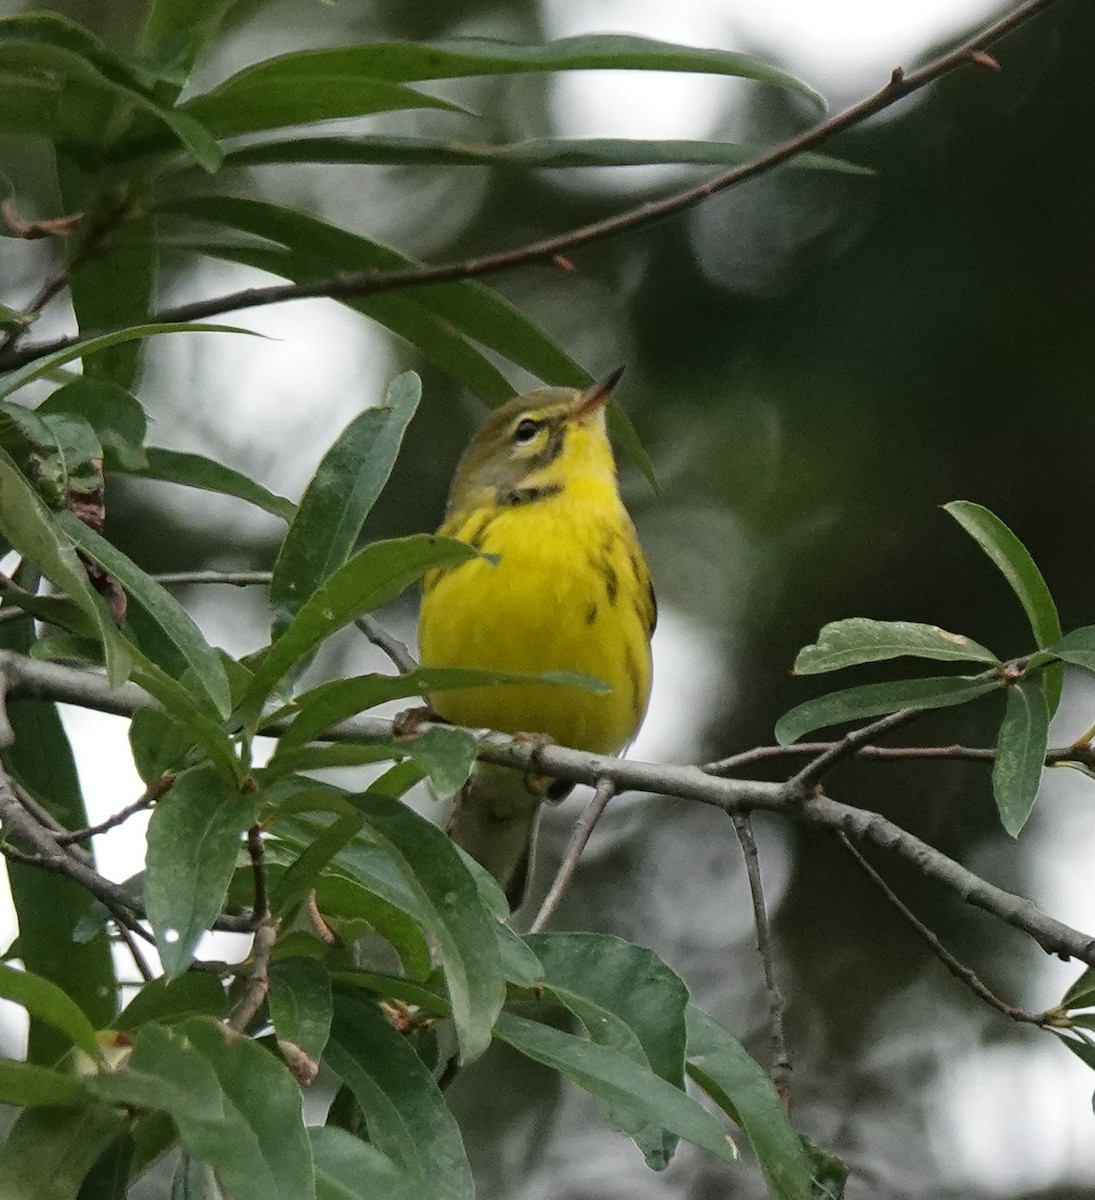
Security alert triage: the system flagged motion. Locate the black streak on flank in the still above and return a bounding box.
[623,641,643,722]
[597,558,619,605]
[497,482,564,507]
[586,601,599,625]
[463,512,497,550]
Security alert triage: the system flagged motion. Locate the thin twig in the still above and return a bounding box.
[788,708,929,791]
[731,814,792,1103]
[246,825,268,921]
[226,916,277,1032]
[0,0,1062,373]
[151,571,272,587]
[53,777,171,845]
[708,741,1095,774]
[530,777,617,933]
[115,922,155,982]
[836,833,1049,1025]
[354,615,419,675]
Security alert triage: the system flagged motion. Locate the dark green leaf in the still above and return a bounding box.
[127,446,295,520]
[128,706,195,784]
[0,452,131,686]
[170,1154,219,1200]
[183,75,462,139]
[56,512,232,718]
[1043,626,1095,673]
[0,1104,129,1200]
[495,1011,738,1166]
[144,764,256,975]
[775,674,999,745]
[686,1007,815,1200]
[0,322,257,400]
[241,535,478,720]
[76,1135,133,1200]
[227,133,865,173]
[992,675,1049,837]
[116,973,227,1030]
[188,34,823,106]
[270,957,333,1061]
[324,993,473,1200]
[527,932,689,1168]
[0,962,100,1059]
[400,726,478,794]
[1062,968,1095,1011]
[310,1126,418,1200]
[312,874,432,981]
[33,411,103,505]
[270,812,364,917]
[0,1059,88,1107]
[793,618,999,674]
[271,372,421,628]
[495,925,545,987]
[138,0,236,86]
[1053,1031,1095,1073]
[37,379,148,471]
[88,1017,315,1200]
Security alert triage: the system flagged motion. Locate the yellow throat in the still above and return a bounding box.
[417,370,656,905]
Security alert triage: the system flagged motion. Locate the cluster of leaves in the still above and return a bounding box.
[0,4,863,1197]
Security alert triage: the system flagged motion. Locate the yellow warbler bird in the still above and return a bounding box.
[418,368,655,907]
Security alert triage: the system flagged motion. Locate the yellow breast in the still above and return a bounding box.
[419,478,653,755]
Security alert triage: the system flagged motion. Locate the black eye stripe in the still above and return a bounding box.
[513,417,541,442]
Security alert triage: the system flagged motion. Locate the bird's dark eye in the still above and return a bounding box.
[513,417,541,443]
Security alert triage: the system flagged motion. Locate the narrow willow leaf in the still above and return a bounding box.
[1062,967,1095,1011]
[1043,626,1095,673]
[276,665,608,756]
[189,34,823,106]
[495,1011,738,1166]
[310,1126,419,1200]
[0,1059,88,1107]
[88,1017,315,1200]
[226,134,866,174]
[992,675,1049,837]
[36,378,148,471]
[793,618,999,674]
[183,75,463,139]
[241,535,478,720]
[270,957,333,1061]
[57,512,232,718]
[0,322,255,399]
[686,1007,815,1200]
[0,453,130,686]
[313,874,433,982]
[0,1105,129,1200]
[138,0,236,85]
[270,372,421,628]
[775,674,999,745]
[944,501,1062,713]
[75,1134,133,1200]
[346,792,504,1063]
[115,973,227,1030]
[0,963,100,1059]
[324,994,474,1200]
[526,932,689,1169]
[144,765,256,975]
[399,726,478,795]
[270,813,365,917]
[129,446,295,521]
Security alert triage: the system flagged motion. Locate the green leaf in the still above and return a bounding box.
[241,534,478,720]
[87,1017,316,1200]
[270,372,421,628]
[56,512,232,718]
[344,792,504,1063]
[1053,1031,1095,1074]
[0,322,256,400]
[992,675,1049,837]
[944,501,1062,712]
[1042,626,1095,673]
[37,379,148,471]
[400,726,478,794]
[0,1104,129,1200]
[126,446,295,520]
[138,0,236,86]
[115,973,228,1030]
[0,962,101,1060]
[310,1126,419,1200]
[0,453,131,686]
[31,412,103,504]
[144,764,256,975]
[226,134,865,174]
[270,811,364,917]
[526,932,689,1169]
[686,1007,815,1200]
[0,14,222,169]
[0,1058,88,1107]
[323,993,473,1200]
[495,1011,738,1166]
[1062,968,1095,1011]
[793,618,999,674]
[312,874,432,982]
[76,1134,133,1200]
[183,75,463,139]
[270,957,333,1061]
[188,34,823,107]
[775,674,1000,745]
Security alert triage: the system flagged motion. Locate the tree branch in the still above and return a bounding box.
[2,648,1091,968]
[0,0,1063,373]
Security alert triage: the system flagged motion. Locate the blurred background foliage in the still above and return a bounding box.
[3,0,1095,1196]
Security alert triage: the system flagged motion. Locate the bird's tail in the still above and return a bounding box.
[447,763,548,910]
